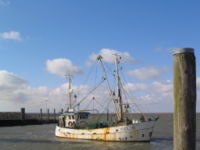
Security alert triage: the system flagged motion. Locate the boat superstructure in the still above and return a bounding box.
[55,54,158,142]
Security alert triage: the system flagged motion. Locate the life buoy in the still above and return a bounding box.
[68,121,73,126]
[68,121,75,127]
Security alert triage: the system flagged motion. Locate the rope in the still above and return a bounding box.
[95,96,112,123]
[75,63,96,97]
[73,78,105,108]
[120,71,148,119]
[82,96,94,111]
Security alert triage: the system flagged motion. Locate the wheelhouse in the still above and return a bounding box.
[58,112,90,128]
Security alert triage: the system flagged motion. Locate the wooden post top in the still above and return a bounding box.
[173,48,194,55]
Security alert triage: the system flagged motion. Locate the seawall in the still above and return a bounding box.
[0,110,59,127]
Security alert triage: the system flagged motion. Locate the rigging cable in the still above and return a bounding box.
[75,62,96,98]
[73,78,105,109]
[120,78,144,113]
[120,70,147,118]
[96,95,112,123]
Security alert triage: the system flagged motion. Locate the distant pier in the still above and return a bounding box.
[0,108,61,127]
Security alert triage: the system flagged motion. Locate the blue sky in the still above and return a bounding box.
[0,0,199,112]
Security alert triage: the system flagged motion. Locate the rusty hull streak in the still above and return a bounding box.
[57,127,113,141]
[103,127,110,141]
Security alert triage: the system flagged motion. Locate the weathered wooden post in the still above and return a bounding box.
[47,109,50,122]
[21,107,25,121]
[173,48,196,150]
[53,108,56,122]
[40,108,43,121]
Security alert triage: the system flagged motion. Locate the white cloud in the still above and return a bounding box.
[151,80,173,96]
[0,31,21,41]
[0,70,111,112]
[123,80,173,112]
[0,0,10,6]
[124,80,172,97]
[126,67,168,80]
[124,83,149,91]
[0,71,28,102]
[46,58,82,77]
[0,70,75,111]
[0,70,26,90]
[89,48,137,64]
[0,70,198,113]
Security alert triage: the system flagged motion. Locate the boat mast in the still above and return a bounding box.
[65,73,73,110]
[114,54,123,122]
[97,55,119,119]
[97,55,124,122]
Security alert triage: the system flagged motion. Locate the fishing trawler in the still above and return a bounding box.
[55,55,158,142]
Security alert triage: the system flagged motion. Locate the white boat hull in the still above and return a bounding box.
[55,121,155,142]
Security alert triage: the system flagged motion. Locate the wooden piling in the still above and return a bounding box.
[47,109,50,121]
[53,108,56,121]
[21,108,25,121]
[173,48,196,150]
[40,108,43,120]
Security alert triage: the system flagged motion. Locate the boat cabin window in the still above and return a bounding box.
[67,115,75,120]
[79,114,88,119]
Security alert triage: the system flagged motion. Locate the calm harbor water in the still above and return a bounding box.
[0,113,199,150]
